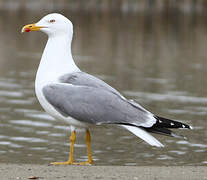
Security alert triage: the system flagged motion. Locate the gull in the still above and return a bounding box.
[21,13,192,165]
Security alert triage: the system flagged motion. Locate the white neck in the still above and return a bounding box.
[35,34,80,86]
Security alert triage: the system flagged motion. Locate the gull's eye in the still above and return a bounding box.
[49,19,55,23]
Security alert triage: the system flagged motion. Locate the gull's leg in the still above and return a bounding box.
[50,130,76,165]
[50,128,93,165]
[73,129,93,165]
[86,129,93,164]
[72,129,94,165]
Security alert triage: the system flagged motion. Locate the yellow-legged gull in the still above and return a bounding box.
[21,13,192,165]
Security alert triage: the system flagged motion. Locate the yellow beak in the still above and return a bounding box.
[21,23,43,33]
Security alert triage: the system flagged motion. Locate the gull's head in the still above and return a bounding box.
[21,13,73,37]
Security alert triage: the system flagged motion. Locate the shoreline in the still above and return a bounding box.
[0,164,206,180]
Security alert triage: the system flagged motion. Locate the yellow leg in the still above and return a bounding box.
[50,129,94,165]
[86,129,93,164]
[51,130,76,165]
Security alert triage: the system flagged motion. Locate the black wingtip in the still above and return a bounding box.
[144,127,187,139]
[153,116,192,129]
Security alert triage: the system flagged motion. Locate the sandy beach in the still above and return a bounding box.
[0,164,206,180]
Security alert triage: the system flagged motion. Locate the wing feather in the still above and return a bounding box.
[42,83,156,127]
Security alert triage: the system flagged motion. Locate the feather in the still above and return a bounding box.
[121,125,164,147]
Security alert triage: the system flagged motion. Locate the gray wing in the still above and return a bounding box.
[42,83,156,127]
[59,72,149,113]
[59,72,122,96]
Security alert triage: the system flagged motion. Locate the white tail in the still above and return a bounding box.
[122,125,164,147]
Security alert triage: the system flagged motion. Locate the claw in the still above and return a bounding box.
[50,161,93,165]
[50,161,73,165]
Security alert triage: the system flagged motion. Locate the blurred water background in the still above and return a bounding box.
[0,0,207,165]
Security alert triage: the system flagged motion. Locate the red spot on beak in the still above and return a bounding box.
[25,28,31,32]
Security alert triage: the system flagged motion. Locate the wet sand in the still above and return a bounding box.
[0,164,206,180]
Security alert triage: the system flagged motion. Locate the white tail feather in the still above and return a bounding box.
[122,125,164,147]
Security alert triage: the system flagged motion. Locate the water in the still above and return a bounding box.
[0,10,207,166]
